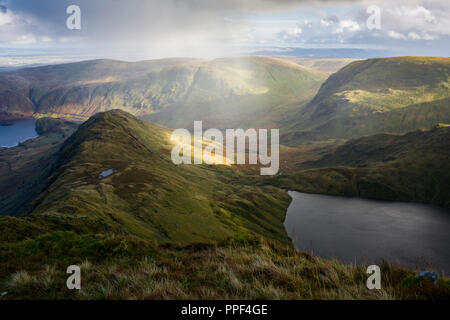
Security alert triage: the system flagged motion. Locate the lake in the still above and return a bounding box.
[0,119,38,147]
[285,191,450,274]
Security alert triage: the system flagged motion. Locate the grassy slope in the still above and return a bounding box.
[283,57,450,144]
[1,110,291,245]
[271,126,450,208]
[0,57,327,130]
[1,232,449,300]
[0,120,78,216]
[0,111,449,300]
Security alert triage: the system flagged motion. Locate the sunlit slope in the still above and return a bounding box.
[272,125,450,208]
[284,57,450,144]
[146,57,327,129]
[24,110,291,243]
[0,58,201,120]
[0,57,327,129]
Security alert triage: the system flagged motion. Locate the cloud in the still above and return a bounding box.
[379,4,450,40]
[334,20,361,33]
[388,31,407,40]
[407,32,421,40]
[10,33,36,45]
[0,7,12,26]
[0,0,448,58]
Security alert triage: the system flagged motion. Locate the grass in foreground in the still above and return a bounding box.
[0,232,449,300]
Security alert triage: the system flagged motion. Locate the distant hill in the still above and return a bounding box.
[272,125,450,208]
[0,57,327,130]
[253,47,389,59]
[286,58,360,74]
[283,57,450,144]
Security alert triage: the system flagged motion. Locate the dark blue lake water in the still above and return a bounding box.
[285,191,450,274]
[0,119,38,147]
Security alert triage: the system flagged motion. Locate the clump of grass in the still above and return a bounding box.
[1,232,448,300]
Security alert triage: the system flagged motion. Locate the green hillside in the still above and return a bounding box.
[283,57,450,144]
[0,57,327,130]
[1,57,450,300]
[2,232,448,300]
[272,125,450,208]
[1,111,449,300]
[0,110,291,244]
[0,119,78,216]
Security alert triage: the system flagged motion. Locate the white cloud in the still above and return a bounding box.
[407,32,421,40]
[388,31,407,40]
[382,4,450,40]
[320,19,332,27]
[287,26,302,36]
[0,7,43,46]
[334,20,361,33]
[2,0,450,57]
[11,34,36,45]
[389,6,436,24]
[0,10,12,26]
[423,33,439,40]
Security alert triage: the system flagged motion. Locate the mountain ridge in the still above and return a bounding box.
[1,110,292,244]
[283,56,450,144]
[0,57,327,131]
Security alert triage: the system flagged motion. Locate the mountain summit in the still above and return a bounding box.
[6,110,291,243]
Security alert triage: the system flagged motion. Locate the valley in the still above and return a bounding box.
[0,56,327,131]
[0,55,449,300]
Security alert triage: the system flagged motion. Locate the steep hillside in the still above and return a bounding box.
[1,110,291,244]
[272,125,450,208]
[283,57,450,144]
[0,120,78,216]
[0,57,327,129]
[146,57,327,130]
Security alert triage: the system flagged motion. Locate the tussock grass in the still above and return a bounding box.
[1,232,448,300]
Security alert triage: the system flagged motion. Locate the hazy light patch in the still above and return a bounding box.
[74,77,118,86]
[169,134,233,166]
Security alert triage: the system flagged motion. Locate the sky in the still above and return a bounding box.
[0,0,449,66]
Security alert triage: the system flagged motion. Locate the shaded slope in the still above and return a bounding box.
[284,57,450,144]
[272,126,450,208]
[0,120,78,216]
